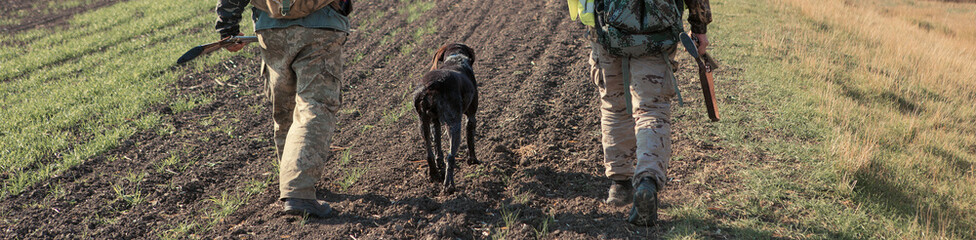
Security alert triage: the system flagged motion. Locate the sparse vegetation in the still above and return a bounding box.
[0,0,254,200]
[335,165,370,192]
[491,204,521,240]
[3,0,974,238]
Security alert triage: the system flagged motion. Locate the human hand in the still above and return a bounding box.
[693,33,709,55]
[223,33,250,52]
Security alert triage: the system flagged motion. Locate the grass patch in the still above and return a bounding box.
[381,100,413,125]
[401,0,436,24]
[657,0,976,238]
[170,95,215,113]
[156,148,196,173]
[0,0,255,200]
[111,181,144,207]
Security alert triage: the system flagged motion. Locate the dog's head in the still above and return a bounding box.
[430,43,476,70]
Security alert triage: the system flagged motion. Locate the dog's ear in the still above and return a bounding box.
[430,44,450,71]
[460,44,475,65]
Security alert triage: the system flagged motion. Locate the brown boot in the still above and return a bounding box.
[283,198,334,218]
[605,179,634,206]
[627,177,658,226]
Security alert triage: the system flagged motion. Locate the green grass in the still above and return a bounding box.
[400,0,436,24]
[170,95,215,114]
[653,0,864,237]
[0,0,254,200]
[657,0,975,238]
[111,181,144,207]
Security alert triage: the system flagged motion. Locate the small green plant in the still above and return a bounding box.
[47,182,68,200]
[156,152,181,173]
[532,211,554,240]
[335,165,370,192]
[492,205,521,240]
[156,148,195,173]
[360,124,375,134]
[206,191,246,225]
[155,122,177,136]
[112,182,144,206]
[512,192,531,205]
[337,148,353,167]
[212,122,236,137]
[123,170,146,184]
[464,165,486,179]
[159,220,200,240]
[244,176,273,195]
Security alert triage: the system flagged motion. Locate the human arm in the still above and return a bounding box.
[215,0,250,51]
[683,0,712,54]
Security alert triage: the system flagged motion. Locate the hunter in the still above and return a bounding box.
[214,0,351,218]
[569,0,712,226]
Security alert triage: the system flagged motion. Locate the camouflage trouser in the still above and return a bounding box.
[257,26,345,200]
[589,39,676,190]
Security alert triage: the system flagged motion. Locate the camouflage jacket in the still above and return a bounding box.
[215,0,349,39]
[683,0,712,34]
[215,0,249,38]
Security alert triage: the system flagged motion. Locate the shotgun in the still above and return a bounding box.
[176,36,258,64]
[679,32,720,122]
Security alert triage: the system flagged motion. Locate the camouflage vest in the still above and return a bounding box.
[596,0,684,57]
[251,0,337,19]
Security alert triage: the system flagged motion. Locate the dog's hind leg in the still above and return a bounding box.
[442,121,463,194]
[464,114,480,165]
[419,116,442,182]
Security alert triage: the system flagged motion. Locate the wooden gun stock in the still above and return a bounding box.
[176,36,258,64]
[697,52,719,122]
[680,32,720,122]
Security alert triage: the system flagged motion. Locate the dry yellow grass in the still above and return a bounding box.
[761,0,976,237]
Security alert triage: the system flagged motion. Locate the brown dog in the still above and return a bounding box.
[412,43,479,194]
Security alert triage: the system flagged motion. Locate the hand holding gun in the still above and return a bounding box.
[680,32,720,122]
[176,35,258,64]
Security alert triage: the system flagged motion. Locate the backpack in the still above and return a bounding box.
[251,0,352,19]
[596,0,684,57]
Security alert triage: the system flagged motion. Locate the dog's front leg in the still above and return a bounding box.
[442,123,462,194]
[433,120,445,170]
[420,118,442,182]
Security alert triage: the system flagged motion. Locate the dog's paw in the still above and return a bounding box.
[428,170,444,183]
[440,185,456,195]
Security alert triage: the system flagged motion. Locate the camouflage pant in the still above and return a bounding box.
[589,39,676,190]
[257,26,345,200]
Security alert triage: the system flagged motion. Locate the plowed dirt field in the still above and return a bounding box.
[1,0,739,239]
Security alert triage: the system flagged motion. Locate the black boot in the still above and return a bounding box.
[627,177,658,226]
[283,198,335,218]
[605,179,634,206]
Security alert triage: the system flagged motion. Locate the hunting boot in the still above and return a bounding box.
[627,177,658,226]
[605,179,634,206]
[283,198,334,218]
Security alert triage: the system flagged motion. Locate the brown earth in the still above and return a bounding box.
[0,0,742,239]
